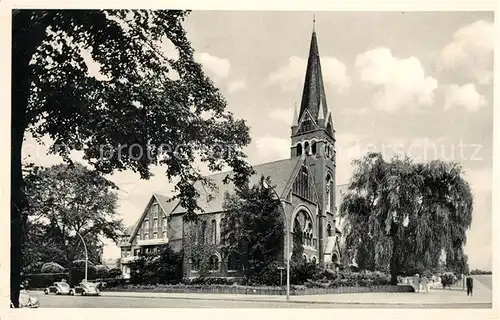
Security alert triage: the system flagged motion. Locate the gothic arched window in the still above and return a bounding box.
[327,223,333,237]
[294,210,313,247]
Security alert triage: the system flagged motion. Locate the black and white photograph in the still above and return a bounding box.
[4,3,495,313]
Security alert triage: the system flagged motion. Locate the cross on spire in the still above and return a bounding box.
[313,14,316,31]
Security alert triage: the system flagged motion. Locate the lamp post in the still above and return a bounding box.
[75,231,88,282]
[262,180,290,301]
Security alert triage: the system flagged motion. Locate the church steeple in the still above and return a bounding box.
[298,25,328,124]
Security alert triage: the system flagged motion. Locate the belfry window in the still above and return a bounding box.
[311,141,317,155]
[296,143,303,156]
[304,141,310,155]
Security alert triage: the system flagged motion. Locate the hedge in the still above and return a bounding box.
[103,283,414,295]
[25,273,69,288]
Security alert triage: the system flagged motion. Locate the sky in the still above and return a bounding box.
[22,11,494,270]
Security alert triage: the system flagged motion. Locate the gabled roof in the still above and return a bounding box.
[126,193,178,244]
[171,157,303,215]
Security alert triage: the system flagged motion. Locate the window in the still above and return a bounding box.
[152,203,159,216]
[312,256,317,264]
[190,258,200,271]
[153,218,158,228]
[200,221,207,244]
[327,223,333,237]
[153,232,158,239]
[294,211,313,246]
[311,141,317,155]
[296,143,303,156]
[163,216,168,228]
[304,141,310,155]
[209,255,219,271]
[162,231,167,238]
[326,174,332,213]
[144,233,149,240]
[292,165,313,201]
[211,219,217,244]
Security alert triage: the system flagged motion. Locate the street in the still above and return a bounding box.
[29,291,491,308]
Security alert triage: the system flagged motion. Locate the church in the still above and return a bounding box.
[119,26,344,279]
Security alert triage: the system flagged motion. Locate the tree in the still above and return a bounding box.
[128,244,182,285]
[221,176,284,283]
[40,262,65,274]
[11,10,252,306]
[340,153,473,284]
[23,163,121,269]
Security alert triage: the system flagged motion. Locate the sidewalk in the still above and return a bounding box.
[100,280,492,305]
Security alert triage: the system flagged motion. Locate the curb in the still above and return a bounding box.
[99,292,491,306]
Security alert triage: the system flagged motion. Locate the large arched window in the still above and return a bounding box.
[294,210,314,247]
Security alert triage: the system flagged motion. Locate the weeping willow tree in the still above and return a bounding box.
[340,153,473,284]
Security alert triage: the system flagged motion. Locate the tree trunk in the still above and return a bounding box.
[390,236,400,285]
[11,10,53,307]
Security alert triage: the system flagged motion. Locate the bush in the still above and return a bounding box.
[441,273,455,289]
[26,273,69,288]
[95,265,110,278]
[40,262,65,273]
[250,261,283,286]
[305,269,391,288]
[70,260,97,286]
[109,267,122,278]
[291,261,317,285]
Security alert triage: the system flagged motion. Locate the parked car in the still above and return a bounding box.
[44,281,71,295]
[69,281,101,296]
[10,290,40,308]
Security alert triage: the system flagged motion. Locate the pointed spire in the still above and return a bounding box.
[292,103,299,126]
[299,22,328,123]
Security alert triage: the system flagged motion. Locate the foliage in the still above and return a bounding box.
[290,261,317,285]
[95,265,110,278]
[40,262,65,274]
[25,273,69,288]
[306,269,391,288]
[11,9,253,306]
[470,269,492,275]
[70,260,98,286]
[108,267,123,278]
[340,153,473,284]
[22,163,122,269]
[441,273,456,288]
[221,175,284,282]
[129,244,183,285]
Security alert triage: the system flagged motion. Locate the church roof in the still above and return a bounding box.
[299,29,329,123]
[170,157,303,215]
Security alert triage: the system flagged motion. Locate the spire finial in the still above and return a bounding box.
[313,14,316,31]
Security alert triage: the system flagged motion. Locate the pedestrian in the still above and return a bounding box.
[421,274,429,293]
[466,275,473,296]
[414,274,421,293]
